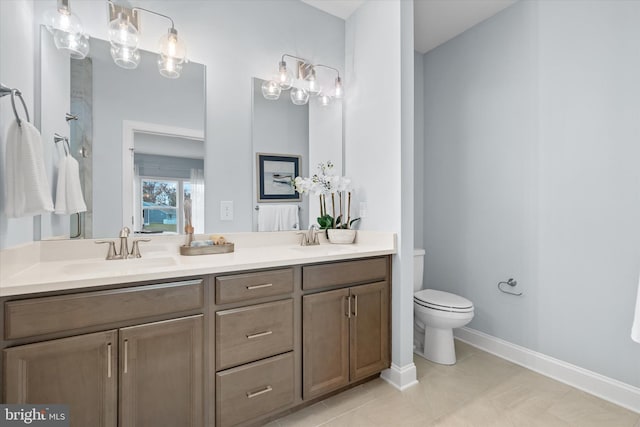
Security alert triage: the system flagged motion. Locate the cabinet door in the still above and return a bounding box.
[303,288,350,400]
[119,315,203,427]
[4,330,118,427]
[350,281,390,381]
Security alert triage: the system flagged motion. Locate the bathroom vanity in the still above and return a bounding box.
[0,232,394,426]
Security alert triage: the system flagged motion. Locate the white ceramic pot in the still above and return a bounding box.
[327,229,357,244]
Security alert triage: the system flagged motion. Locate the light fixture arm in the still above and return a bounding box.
[131,5,175,30]
[281,53,312,65]
[314,64,341,79]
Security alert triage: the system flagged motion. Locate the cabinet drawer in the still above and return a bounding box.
[216,352,294,427]
[5,280,204,340]
[302,257,388,291]
[215,268,293,304]
[216,299,293,371]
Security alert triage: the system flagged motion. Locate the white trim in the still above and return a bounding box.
[455,327,640,414]
[380,363,419,391]
[121,121,205,229]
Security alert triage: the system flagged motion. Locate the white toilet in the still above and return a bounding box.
[413,249,474,365]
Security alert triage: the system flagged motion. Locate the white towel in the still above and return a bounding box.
[4,120,53,217]
[54,154,87,215]
[258,204,299,232]
[632,275,640,343]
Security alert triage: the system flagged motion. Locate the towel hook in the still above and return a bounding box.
[498,278,522,296]
[1,83,30,127]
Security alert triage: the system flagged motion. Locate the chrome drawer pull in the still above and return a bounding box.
[107,343,112,378]
[246,385,273,399]
[246,283,273,290]
[246,330,273,339]
[123,339,128,374]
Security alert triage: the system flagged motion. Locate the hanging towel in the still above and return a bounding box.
[54,154,87,215]
[4,120,53,217]
[258,204,299,232]
[632,275,640,343]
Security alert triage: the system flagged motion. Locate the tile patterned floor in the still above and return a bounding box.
[272,340,640,426]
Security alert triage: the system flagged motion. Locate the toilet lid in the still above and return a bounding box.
[414,289,473,312]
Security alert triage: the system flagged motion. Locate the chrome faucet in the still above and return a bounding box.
[96,227,150,260]
[118,227,131,259]
[298,224,321,246]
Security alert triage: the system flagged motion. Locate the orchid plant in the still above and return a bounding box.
[294,161,360,231]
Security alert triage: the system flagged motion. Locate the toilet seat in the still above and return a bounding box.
[414,289,473,313]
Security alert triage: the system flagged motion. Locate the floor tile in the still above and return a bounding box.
[274,340,639,427]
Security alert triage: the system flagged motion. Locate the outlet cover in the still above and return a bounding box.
[220,201,234,221]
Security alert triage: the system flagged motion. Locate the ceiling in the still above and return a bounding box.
[301,0,517,54]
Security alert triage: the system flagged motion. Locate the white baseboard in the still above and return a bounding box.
[455,327,640,414]
[380,363,419,391]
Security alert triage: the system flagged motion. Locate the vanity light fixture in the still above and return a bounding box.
[43,0,90,59]
[107,1,187,78]
[263,54,344,106]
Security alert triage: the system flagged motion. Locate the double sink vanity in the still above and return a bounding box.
[0,231,395,426]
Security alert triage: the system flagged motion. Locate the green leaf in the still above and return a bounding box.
[349,218,361,229]
[317,214,334,229]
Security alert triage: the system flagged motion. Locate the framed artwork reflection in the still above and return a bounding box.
[256,153,301,202]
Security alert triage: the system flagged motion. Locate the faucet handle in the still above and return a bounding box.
[130,238,151,258]
[95,240,117,260]
[119,227,131,238]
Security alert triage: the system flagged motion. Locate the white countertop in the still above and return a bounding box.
[0,231,396,297]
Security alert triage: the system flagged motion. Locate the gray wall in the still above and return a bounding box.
[422,0,640,387]
[0,0,36,249]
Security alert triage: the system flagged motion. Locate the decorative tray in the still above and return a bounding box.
[179,243,234,256]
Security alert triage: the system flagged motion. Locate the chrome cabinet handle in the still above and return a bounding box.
[346,296,351,318]
[246,283,273,290]
[107,343,112,378]
[353,295,358,317]
[246,330,273,339]
[123,339,128,374]
[246,385,273,399]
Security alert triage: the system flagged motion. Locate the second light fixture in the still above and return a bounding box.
[262,54,344,106]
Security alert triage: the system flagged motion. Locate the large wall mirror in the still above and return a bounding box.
[40,28,205,240]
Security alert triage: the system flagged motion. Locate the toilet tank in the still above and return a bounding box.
[414,248,425,292]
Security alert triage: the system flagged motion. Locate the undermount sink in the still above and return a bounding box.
[62,256,178,276]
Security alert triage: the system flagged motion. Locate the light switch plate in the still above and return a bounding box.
[220,201,234,221]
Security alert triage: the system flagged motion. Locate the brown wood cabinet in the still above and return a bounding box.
[4,316,203,427]
[303,281,389,400]
[2,255,391,426]
[119,315,203,427]
[5,330,118,427]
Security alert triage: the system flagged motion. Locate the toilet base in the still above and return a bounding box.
[416,325,457,365]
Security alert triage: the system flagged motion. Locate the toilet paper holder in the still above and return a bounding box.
[498,278,522,296]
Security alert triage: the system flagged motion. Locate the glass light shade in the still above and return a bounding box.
[307,78,322,96]
[277,61,293,90]
[110,44,140,69]
[334,76,344,99]
[290,87,309,105]
[108,13,138,49]
[262,80,281,100]
[54,31,89,59]
[159,29,187,64]
[44,6,83,35]
[317,93,333,107]
[158,55,183,79]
